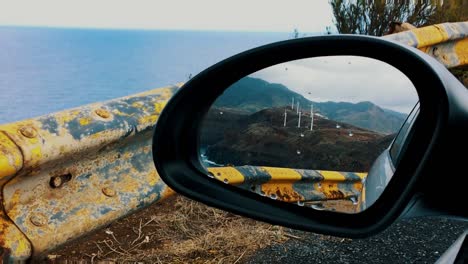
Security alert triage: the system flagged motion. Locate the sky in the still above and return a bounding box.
[0,0,334,33]
[252,56,419,114]
[0,1,418,113]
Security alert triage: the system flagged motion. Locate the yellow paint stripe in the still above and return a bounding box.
[207,167,245,184]
[0,132,23,180]
[319,171,346,181]
[261,166,302,182]
[355,173,367,180]
[413,24,449,48]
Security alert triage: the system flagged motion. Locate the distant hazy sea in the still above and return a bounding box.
[0,27,289,124]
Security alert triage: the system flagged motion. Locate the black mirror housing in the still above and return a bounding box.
[152,35,468,237]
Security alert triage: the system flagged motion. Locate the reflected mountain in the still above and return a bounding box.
[201,106,394,172]
[213,77,407,134]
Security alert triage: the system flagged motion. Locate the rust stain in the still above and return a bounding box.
[94,108,111,119]
[19,127,37,138]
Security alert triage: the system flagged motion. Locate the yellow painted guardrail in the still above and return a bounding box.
[384,21,468,68]
[208,166,366,203]
[0,22,466,261]
[0,86,180,261]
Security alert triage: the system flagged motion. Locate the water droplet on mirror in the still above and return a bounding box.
[350,196,358,205]
[207,172,214,178]
[310,203,325,210]
[296,150,301,155]
[219,111,223,115]
[270,194,278,200]
[297,201,304,206]
[300,133,304,137]
[260,191,266,196]
[223,178,229,184]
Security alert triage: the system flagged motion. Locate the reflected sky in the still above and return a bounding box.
[252,56,418,113]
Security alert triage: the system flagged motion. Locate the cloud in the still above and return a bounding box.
[0,0,334,32]
[251,56,418,113]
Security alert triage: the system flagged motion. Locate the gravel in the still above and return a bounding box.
[245,217,468,264]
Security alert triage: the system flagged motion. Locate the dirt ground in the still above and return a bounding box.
[34,194,461,264]
[42,195,290,263]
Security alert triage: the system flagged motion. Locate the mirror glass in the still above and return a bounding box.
[199,56,418,214]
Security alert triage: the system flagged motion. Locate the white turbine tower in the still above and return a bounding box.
[310,104,314,131]
[291,97,294,110]
[298,112,302,128]
[283,109,287,127]
[296,101,300,114]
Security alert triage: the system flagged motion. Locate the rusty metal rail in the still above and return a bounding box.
[208,166,366,203]
[0,85,180,261]
[0,22,466,262]
[384,22,468,68]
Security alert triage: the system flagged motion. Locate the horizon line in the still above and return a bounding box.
[0,24,327,34]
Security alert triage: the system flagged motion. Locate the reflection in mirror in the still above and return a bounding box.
[199,56,418,214]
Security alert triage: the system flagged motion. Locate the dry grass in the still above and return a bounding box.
[46,195,288,263]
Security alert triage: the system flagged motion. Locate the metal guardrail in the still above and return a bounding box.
[208,166,366,203]
[384,22,468,68]
[0,85,180,260]
[0,22,466,261]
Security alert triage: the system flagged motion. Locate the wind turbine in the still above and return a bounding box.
[310,104,314,131]
[283,109,287,127]
[298,111,302,128]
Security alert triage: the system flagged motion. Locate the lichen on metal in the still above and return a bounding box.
[207,166,367,204]
[0,85,180,260]
[384,22,468,68]
[0,132,32,262]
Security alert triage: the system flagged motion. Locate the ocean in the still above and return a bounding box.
[0,27,290,124]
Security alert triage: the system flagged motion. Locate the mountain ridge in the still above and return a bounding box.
[213,77,408,134]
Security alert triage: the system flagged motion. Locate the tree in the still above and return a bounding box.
[329,0,468,87]
[330,0,437,36]
[292,28,300,39]
[427,0,468,25]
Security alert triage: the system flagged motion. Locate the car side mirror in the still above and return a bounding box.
[152,35,468,237]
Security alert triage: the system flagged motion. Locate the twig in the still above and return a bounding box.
[128,236,150,252]
[156,256,163,264]
[142,216,157,227]
[233,250,247,264]
[103,239,129,256]
[93,241,103,254]
[131,219,143,245]
[105,229,121,245]
[284,233,305,241]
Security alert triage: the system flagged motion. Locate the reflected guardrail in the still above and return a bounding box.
[208,166,366,203]
[0,22,466,261]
